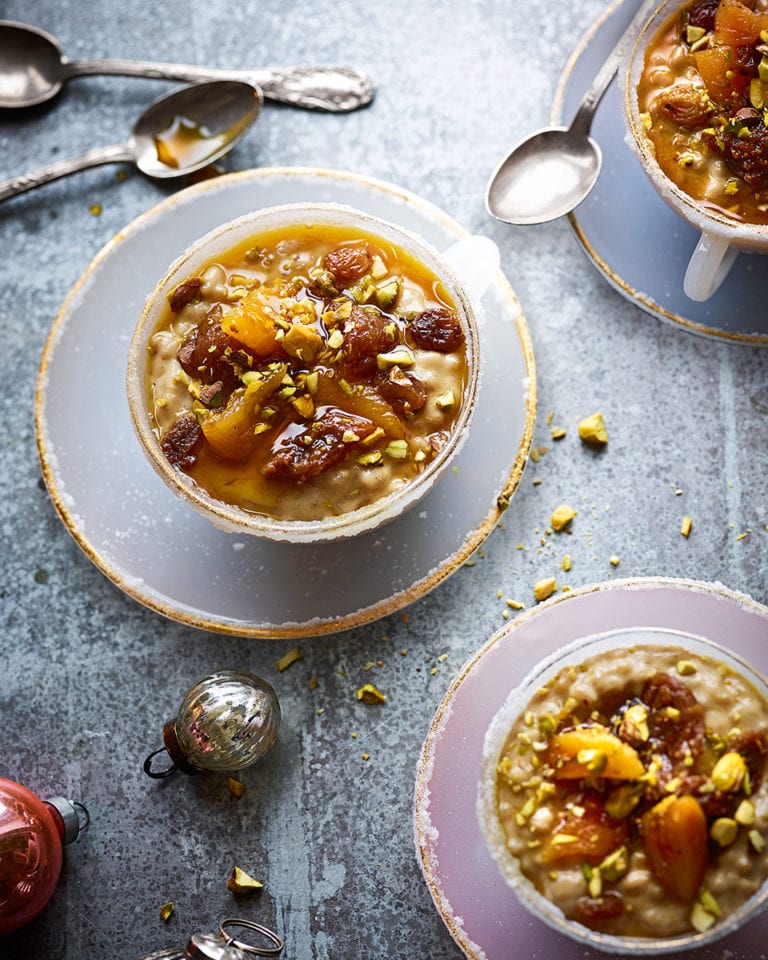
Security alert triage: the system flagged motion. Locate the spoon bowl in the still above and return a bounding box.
[486,128,602,226]
[0,80,261,203]
[485,0,659,226]
[0,19,374,112]
[0,21,63,107]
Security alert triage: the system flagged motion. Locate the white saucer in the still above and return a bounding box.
[414,577,768,959]
[554,0,768,345]
[35,167,535,638]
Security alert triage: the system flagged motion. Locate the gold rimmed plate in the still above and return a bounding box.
[35,167,535,638]
[554,0,768,345]
[414,577,768,958]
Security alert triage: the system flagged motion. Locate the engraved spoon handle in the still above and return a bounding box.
[0,142,132,202]
[63,58,374,112]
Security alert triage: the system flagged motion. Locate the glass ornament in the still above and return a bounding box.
[0,778,87,935]
[144,670,281,778]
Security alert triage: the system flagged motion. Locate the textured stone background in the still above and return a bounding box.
[1,0,767,957]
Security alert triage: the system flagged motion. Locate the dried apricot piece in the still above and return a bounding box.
[546,725,645,780]
[641,795,708,902]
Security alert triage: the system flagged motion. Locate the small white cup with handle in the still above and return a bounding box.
[621,0,768,302]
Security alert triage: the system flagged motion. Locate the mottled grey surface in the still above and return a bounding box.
[1,1,767,958]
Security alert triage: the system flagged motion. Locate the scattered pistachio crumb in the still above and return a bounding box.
[227,777,246,799]
[681,516,692,538]
[578,412,608,447]
[276,647,302,672]
[550,426,566,440]
[356,683,387,704]
[506,598,525,610]
[562,554,572,572]
[551,504,577,532]
[351,731,357,739]
[308,676,318,691]
[533,577,557,602]
[317,707,325,716]
[609,554,620,567]
[227,866,263,894]
[89,202,102,216]
[362,753,370,761]
[400,648,408,656]
[160,901,175,923]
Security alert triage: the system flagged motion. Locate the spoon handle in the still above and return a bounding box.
[0,143,132,202]
[569,0,659,137]
[63,59,374,113]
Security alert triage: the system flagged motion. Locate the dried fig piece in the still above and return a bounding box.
[161,413,202,470]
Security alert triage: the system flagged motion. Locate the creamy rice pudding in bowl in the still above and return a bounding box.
[127,203,495,543]
[478,627,768,954]
[623,0,768,300]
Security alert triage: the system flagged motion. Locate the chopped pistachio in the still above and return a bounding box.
[749,829,766,852]
[685,24,706,44]
[327,328,345,350]
[370,255,388,280]
[276,647,303,672]
[342,429,361,443]
[676,659,697,677]
[711,752,747,792]
[356,682,387,704]
[227,866,263,894]
[282,323,325,362]
[434,389,456,410]
[605,784,644,819]
[735,799,756,825]
[385,439,409,459]
[377,349,414,370]
[533,577,557,602]
[710,817,738,847]
[699,890,722,918]
[227,777,246,799]
[550,504,577,532]
[576,749,608,774]
[640,112,653,130]
[588,870,603,899]
[358,450,383,466]
[690,902,716,933]
[578,412,608,447]
[291,395,315,419]
[599,846,629,882]
[160,901,175,922]
[620,704,650,743]
[375,279,400,309]
[360,426,386,447]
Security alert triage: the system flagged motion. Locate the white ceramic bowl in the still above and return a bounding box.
[478,626,768,954]
[127,202,496,544]
[622,0,768,301]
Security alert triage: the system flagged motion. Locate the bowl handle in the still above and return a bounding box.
[683,231,739,302]
[441,235,500,302]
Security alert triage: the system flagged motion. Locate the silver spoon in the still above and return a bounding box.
[0,20,373,113]
[0,80,261,202]
[485,0,658,225]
